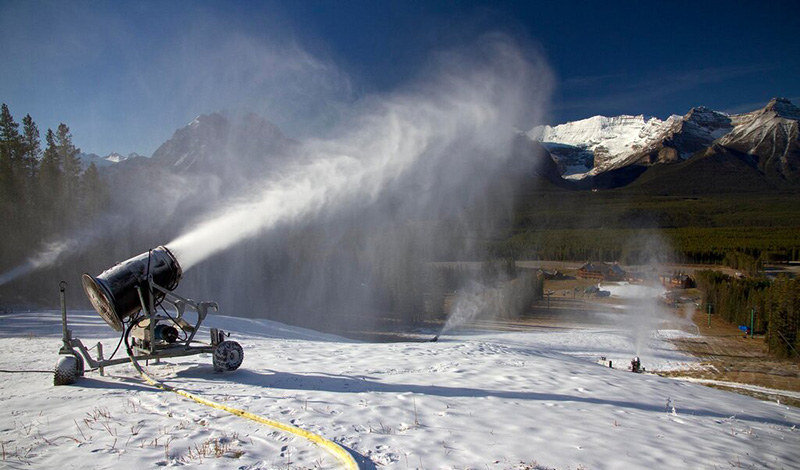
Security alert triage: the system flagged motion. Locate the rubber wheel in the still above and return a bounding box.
[213,341,243,372]
[54,355,79,385]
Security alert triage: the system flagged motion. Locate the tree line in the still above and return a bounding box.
[489,227,800,271]
[695,270,799,359]
[0,103,109,270]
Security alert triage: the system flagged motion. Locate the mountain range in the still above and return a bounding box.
[527,97,800,191]
[89,98,799,194]
[78,151,144,170]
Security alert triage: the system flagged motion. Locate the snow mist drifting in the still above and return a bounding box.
[167,36,551,273]
[161,36,553,331]
[0,216,130,288]
[611,232,693,360]
[441,281,492,334]
[0,240,77,287]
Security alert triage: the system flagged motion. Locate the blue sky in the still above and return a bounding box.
[1,0,798,156]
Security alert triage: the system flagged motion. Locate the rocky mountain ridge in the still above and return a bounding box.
[150,112,295,175]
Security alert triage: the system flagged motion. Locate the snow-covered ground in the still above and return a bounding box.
[1,305,798,469]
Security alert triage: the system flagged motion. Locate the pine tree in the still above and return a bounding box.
[0,104,22,157]
[0,104,23,225]
[55,123,81,227]
[38,128,63,233]
[765,278,800,358]
[21,114,41,180]
[80,162,107,222]
[19,115,41,217]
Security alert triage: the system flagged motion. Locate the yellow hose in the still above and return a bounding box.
[129,356,359,469]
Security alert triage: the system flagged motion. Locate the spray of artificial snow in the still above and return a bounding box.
[1,35,554,330]
[608,282,668,357]
[605,232,693,361]
[167,35,552,274]
[440,281,493,334]
[0,240,77,287]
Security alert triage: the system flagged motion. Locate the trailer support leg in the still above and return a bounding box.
[97,342,105,376]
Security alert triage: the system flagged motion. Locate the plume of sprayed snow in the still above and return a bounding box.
[0,240,79,287]
[616,283,668,357]
[441,281,493,334]
[0,213,140,288]
[167,35,553,272]
[2,31,553,325]
[609,232,690,359]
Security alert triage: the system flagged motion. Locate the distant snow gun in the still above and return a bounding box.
[54,246,243,385]
[630,356,644,373]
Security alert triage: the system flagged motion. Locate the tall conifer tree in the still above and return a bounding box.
[55,123,81,225]
[0,104,23,221]
[21,114,41,180]
[38,128,63,232]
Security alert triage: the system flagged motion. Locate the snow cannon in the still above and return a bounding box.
[53,247,243,386]
[82,246,182,332]
[630,356,644,373]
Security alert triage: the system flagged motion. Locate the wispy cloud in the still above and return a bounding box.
[563,73,627,88]
[669,63,775,88]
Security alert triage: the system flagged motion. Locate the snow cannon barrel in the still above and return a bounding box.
[82,246,183,332]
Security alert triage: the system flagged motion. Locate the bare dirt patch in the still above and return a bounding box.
[662,308,800,407]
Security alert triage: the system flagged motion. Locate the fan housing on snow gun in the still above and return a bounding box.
[82,246,182,331]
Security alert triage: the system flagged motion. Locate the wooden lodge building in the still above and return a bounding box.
[659,273,696,289]
[577,262,628,282]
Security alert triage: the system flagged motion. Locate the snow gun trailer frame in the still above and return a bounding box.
[55,247,243,386]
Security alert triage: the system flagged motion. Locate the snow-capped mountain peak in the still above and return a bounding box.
[714,98,800,182]
[763,97,800,120]
[527,114,681,178]
[527,98,799,185]
[77,151,144,171]
[150,111,294,175]
[103,152,143,163]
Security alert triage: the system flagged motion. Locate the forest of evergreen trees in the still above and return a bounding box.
[490,228,799,273]
[0,104,109,271]
[695,270,799,359]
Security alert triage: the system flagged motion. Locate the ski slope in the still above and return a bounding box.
[1,307,798,469]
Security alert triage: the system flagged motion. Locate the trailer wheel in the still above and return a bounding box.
[213,340,243,372]
[54,355,80,385]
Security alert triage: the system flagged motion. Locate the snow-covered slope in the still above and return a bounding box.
[528,114,682,178]
[1,302,798,469]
